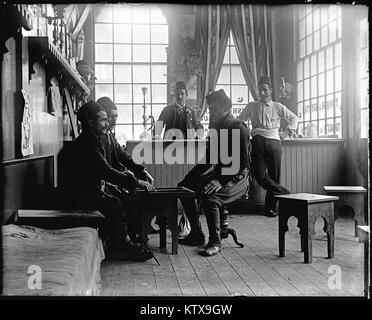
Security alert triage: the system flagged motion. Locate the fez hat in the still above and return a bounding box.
[97,96,118,114]
[77,101,105,123]
[175,81,187,92]
[76,60,94,74]
[258,75,272,87]
[206,89,231,106]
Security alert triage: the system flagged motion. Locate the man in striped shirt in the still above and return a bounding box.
[238,76,298,217]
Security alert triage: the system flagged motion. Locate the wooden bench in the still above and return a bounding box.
[15,209,105,230]
[324,186,367,240]
[275,193,339,263]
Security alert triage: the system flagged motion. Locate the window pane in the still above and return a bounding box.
[133,6,150,24]
[360,78,368,108]
[133,65,150,83]
[151,25,168,43]
[113,5,131,23]
[318,96,326,119]
[311,99,317,120]
[114,64,132,83]
[218,65,230,84]
[297,60,303,80]
[306,14,312,35]
[335,92,341,117]
[326,70,333,94]
[326,94,334,118]
[151,6,167,24]
[230,46,239,64]
[151,65,167,83]
[321,26,328,47]
[328,5,337,22]
[306,35,313,55]
[95,44,113,62]
[313,30,320,51]
[310,54,317,76]
[334,66,341,92]
[115,124,133,144]
[151,104,164,122]
[297,81,303,101]
[335,117,341,137]
[360,48,368,78]
[116,104,133,124]
[304,78,310,100]
[326,47,333,70]
[133,25,150,43]
[326,118,334,135]
[133,45,150,62]
[151,84,167,103]
[299,39,306,58]
[329,20,337,43]
[114,44,132,62]
[299,18,305,39]
[337,17,342,39]
[313,9,320,30]
[95,84,113,100]
[304,100,310,121]
[133,84,149,103]
[319,119,325,136]
[95,64,113,83]
[151,45,167,62]
[231,85,248,104]
[223,47,230,64]
[95,5,112,23]
[298,122,304,136]
[95,24,112,42]
[334,43,341,66]
[231,66,245,84]
[114,84,132,103]
[297,102,304,121]
[320,6,328,27]
[133,125,144,140]
[318,72,325,96]
[133,104,144,123]
[114,24,131,43]
[318,50,325,73]
[303,57,310,78]
[311,76,317,98]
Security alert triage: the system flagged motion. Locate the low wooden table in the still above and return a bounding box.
[274,193,339,263]
[131,187,195,254]
[15,209,105,230]
[324,186,367,239]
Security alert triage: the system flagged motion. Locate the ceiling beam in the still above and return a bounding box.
[71,4,92,41]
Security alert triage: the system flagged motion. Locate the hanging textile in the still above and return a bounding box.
[229,4,274,100]
[196,5,230,118]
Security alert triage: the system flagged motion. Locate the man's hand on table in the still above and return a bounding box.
[202,179,222,195]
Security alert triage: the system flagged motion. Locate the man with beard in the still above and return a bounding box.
[177,89,250,256]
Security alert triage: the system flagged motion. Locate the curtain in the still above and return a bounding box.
[196,5,230,118]
[229,4,274,100]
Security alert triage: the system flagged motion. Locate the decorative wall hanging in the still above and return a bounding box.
[21,89,34,156]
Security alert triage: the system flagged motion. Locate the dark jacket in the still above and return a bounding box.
[63,131,140,196]
[184,112,251,187]
[158,104,203,139]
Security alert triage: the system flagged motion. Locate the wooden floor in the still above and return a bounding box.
[100,214,365,297]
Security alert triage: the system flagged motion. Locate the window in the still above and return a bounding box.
[93,4,168,143]
[359,18,369,139]
[200,32,253,130]
[296,5,342,138]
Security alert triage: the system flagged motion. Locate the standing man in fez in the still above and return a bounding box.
[178,89,250,256]
[238,76,298,217]
[64,101,155,261]
[154,81,204,139]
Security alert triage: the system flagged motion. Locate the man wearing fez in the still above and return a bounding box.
[154,81,204,139]
[238,76,298,217]
[63,101,155,261]
[178,89,250,256]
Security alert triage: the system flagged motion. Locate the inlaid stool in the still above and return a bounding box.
[324,186,367,240]
[274,193,339,263]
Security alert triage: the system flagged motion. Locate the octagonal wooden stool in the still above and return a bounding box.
[324,186,367,240]
[275,193,339,263]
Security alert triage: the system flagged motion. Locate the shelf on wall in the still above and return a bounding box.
[27,36,90,96]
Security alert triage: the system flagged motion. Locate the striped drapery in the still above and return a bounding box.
[229,4,274,100]
[196,5,230,118]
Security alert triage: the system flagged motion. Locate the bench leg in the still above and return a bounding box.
[158,215,167,249]
[170,199,178,255]
[323,217,335,259]
[279,213,289,257]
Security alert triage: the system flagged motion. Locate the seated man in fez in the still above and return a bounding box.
[178,89,250,256]
[64,101,155,261]
[154,81,204,140]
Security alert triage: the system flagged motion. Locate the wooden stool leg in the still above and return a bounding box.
[304,216,316,264]
[297,220,304,252]
[279,213,289,257]
[158,215,167,249]
[170,199,178,254]
[323,217,335,258]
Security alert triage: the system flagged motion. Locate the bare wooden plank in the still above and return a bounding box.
[109,262,135,296]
